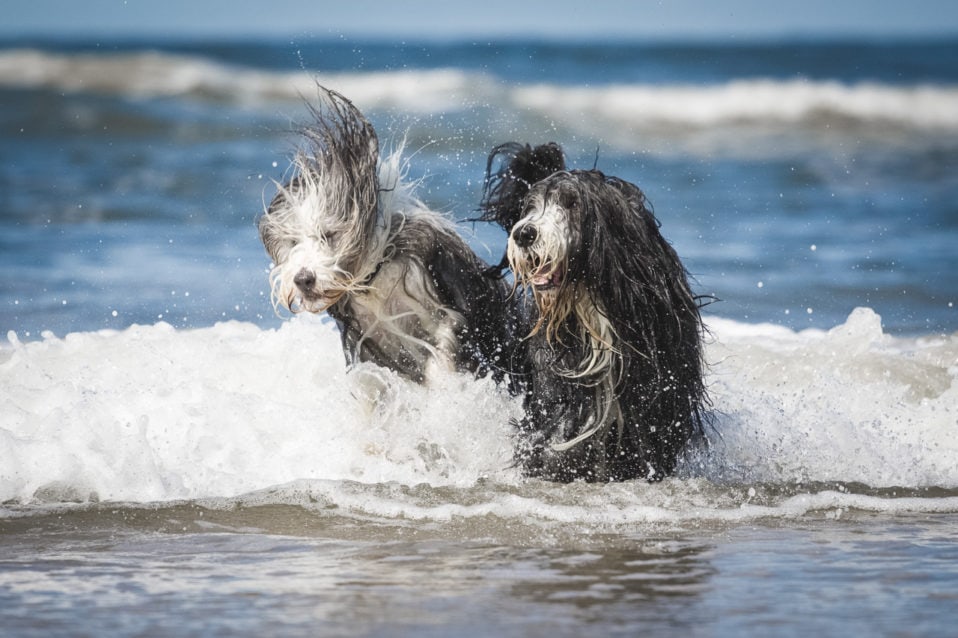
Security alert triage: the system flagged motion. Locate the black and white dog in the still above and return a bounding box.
[480,142,709,481]
[259,86,516,385]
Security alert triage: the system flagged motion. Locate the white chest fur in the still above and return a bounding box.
[348,259,464,383]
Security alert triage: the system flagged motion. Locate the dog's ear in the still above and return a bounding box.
[477,142,566,231]
[528,143,566,182]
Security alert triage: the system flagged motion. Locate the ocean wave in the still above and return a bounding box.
[0,48,488,113]
[513,78,958,130]
[2,48,957,130]
[0,316,522,504]
[704,307,958,488]
[220,479,958,529]
[1,308,957,517]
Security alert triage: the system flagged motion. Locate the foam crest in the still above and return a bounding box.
[218,479,958,530]
[2,308,956,511]
[704,307,958,487]
[513,79,958,131]
[0,48,487,112]
[0,316,521,504]
[2,49,956,130]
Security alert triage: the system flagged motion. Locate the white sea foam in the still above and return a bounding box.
[2,49,957,131]
[230,480,958,527]
[702,307,958,488]
[2,307,957,519]
[0,315,522,504]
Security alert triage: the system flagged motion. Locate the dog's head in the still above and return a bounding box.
[507,170,659,342]
[258,87,384,314]
[506,171,596,340]
[507,172,589,294]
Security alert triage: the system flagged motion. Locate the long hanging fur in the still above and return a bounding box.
[259,86,521,385]
[480,142,710,481]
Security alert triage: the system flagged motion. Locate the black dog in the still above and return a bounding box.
[480,142,709,481]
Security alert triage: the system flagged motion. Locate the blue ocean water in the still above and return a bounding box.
[3,37,958,637]
[1,37,956,337]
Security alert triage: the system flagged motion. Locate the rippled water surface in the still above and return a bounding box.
[3,502,957,637]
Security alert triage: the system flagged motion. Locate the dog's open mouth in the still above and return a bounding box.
[525,263,565,291]
[530,270,562,290]
[509,249,567,293]
[289,288,345,313]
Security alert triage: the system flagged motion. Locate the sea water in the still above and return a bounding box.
[1,38,957,636]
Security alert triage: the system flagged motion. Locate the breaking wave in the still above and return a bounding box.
[2,48,957,130]
[2,308,957,526]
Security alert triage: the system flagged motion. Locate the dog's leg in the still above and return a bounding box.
[350,365,393,419]
[422,315,460,386]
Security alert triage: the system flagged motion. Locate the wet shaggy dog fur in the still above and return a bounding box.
[259,87,517,385]
[480,142,709,481]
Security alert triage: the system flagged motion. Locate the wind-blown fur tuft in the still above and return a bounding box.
[258,86,519,385]
[482,142,710,482]
[478,142,567,276]
[479,142,567,230]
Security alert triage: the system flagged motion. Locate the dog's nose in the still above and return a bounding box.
[512,223,538,248]
[293,268,316,291]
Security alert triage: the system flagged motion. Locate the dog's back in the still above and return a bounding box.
[329,203,519,385]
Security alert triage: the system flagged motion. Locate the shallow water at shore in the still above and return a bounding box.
[3,500,957,637]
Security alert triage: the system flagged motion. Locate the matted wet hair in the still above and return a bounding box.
[481,142,711,482]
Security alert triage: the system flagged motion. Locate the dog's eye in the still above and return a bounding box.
[324,231,338,244]
[559,190,580,211]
